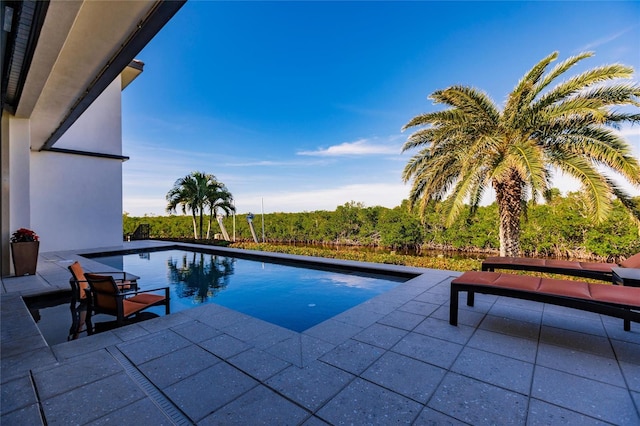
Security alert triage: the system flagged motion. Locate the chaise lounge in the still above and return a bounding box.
[481,252,640,281]
[449,271,640,331]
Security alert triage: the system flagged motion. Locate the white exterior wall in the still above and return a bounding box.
[8,119,32,236]
[30,78,124,252]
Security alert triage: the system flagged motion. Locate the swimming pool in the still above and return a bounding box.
[83,248,408,332]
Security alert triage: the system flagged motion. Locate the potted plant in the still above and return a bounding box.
[11,228,39,276]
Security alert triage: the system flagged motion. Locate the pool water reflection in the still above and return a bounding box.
[87,249,408,333]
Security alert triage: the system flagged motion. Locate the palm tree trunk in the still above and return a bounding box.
[494,172,522,257]
[192,213,198,239]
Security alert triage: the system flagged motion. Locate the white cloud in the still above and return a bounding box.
[298,138,402,157]
[235,182,409,214]
[576,27,636,52]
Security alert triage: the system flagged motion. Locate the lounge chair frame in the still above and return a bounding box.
[450,272,640,331]
[481,258,612,281]
[84,273,170,332]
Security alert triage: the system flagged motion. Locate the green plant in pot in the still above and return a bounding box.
[10,228,39,276]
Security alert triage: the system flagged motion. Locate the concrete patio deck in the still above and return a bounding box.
[1,241,639,425]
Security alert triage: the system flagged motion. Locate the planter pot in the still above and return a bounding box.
[11,241,39,276]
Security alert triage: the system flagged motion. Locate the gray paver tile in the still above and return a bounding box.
[378,309,425,330]
[2,333,47,357]
[432,304,485,327]
[52,331,123,361]
[361,351,446,403]
[200,385,309,425]
[414,317,475,345]
[304,318,362,345]
[480,314,540,340]
[245,325,297,350]
[333,305,384,328]
[413,407,467,425]
[495,296,544,312]
[542,310,606,337]
[41,372,145,425]
[199,333,252,359]
[602,319,640,344]
[526,398,609,425]
[266,361,354,411]
[164,362,258,422]
[265,334,335,367]
[359,297,403,315]
[301,416,330,426]
[138,311,192,333]
[0,375,37,414]
[319,339,385,375]
[488,302,542,324]
[353,323,408,349]
[32,349,123,399]
[451,346,534,394]
[399,300,439,316]
[228,347,291,381]
[467,328,538,363]
[540,326,614,359]
[221,316,280,341]
[317,378,422,424]
[0,403,43,426]
[171,320,221,343]
[536,343,625,387]
[610,339,640,365]
[392,332,463,369]
[138,345,221,388]
[415,291,450,306]
[111,323,151,341]
[429,372,528,425]
[532,365,639,424]
[117,329,191,364]
[87,398,174,425]
[1,348,57,383]
[620,362,640,392]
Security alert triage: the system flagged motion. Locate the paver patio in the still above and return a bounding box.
[1,241,638,425]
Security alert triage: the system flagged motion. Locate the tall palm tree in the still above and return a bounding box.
[402,51,640,256]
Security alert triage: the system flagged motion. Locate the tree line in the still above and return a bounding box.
[124,192,639,260]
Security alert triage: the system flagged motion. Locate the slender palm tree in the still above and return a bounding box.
[166,172,235,240]
[204,179,235,239]
[166,173,201,239]
[402,51,640,256]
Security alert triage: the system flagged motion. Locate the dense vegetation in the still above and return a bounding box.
[124,192,639,261]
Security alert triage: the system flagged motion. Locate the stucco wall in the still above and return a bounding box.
[30,78,124,252]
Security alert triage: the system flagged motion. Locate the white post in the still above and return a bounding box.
[261,198,265,243]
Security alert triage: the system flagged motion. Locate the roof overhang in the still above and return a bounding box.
[1,0,185,151]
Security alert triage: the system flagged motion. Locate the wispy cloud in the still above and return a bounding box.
[298,137,402,157]
[576,26,637,51]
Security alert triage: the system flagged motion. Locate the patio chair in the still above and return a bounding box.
[68,261,138,301]
[481,252,640,281]
[84,273,170,331]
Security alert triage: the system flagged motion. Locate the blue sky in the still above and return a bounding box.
[121,1,640,217]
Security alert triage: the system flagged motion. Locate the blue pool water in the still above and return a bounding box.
[87,249,408,332]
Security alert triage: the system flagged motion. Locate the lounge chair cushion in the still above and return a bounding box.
[620,252,640,269]
[588,283,640,305]
[538,278,591,299]
[127,293,166,306]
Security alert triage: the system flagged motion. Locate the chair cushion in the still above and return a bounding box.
[453,271,541,291]
[620,252,640,268]
[122,300,150,317]
[127,293,165,306]
[589,284,640,307]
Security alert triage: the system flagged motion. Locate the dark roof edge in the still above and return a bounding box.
[43,147,130,161]
[40,0,186,151]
